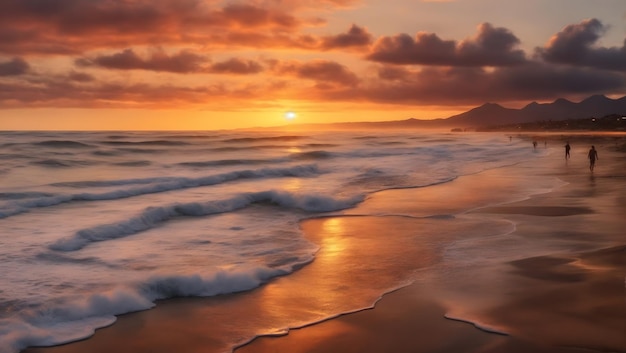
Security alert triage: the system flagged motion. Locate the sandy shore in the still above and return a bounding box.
[23,133,626,353]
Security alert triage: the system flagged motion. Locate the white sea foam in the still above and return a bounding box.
[1,265,295,353]
[0,164,322,219]
[49,190,364,251]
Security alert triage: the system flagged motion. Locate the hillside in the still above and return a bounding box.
[446,94,626,129]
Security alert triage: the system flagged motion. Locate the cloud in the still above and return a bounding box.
[0,78,241,108]
[537,18,626,71]
[321,24,373,50]
[0,61,623,110]
[76,49,209,73]
[328,62,625,105]
[272,60,360,87]
[0,1,310,55]
[68,71,95,82]
[0,57,29,76]
[367,22,526,67]
[209,58,264,74]
[0,1,302,34]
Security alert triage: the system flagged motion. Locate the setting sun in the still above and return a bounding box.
[284,111,297,120]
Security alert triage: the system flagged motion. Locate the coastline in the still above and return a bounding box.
[22,133,626,353]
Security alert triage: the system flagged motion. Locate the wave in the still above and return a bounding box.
[34,140,93,148]
[2,266,299,353]
[180,151,335,167]
[113,161,152,167]
[0,164,323,219]
[222,136,304,143]
[178,159,269,167]
[116,147,167,154]
[102,140,191,146]
[51,177,176,188]
[0,192,54,200]
[29,159,96,168]
[290,150,334,160]
[49,189,364,251]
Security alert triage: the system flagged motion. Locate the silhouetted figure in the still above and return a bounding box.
[533,140,537,150]
[565,142,571,159]
[588,145,598,172]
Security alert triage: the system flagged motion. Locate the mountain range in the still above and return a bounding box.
[274,94,626,130]
[444,94,626,129]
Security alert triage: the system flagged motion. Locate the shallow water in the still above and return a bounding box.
[0,130,554,353]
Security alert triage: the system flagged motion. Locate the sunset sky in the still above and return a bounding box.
[1,0,625,130]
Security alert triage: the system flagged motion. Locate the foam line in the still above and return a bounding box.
[49,190,365,251]
[0,164,322,220]
[444,314,509,336]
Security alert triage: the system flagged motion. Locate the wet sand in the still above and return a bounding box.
[23,134,626,353]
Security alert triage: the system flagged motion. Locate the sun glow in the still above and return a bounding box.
[284,111,297,120]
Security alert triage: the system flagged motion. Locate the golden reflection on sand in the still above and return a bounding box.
[319,218,347,261]
[255,217,353,324]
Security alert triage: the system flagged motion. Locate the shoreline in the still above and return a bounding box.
[22,133,626,353]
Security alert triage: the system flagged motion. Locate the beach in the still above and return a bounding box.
[19,133,626,353]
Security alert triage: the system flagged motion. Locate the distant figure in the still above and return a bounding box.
[509,136,512,142]
[533,140,537,150]
[565,142,571,159]
[588,145,598,172]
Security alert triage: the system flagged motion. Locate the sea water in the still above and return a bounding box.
[0,130,548,352]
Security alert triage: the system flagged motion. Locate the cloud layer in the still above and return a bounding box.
[0,0,624,111]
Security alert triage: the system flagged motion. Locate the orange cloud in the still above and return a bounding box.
[0,1,313,54]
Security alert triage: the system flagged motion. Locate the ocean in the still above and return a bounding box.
[0,130,553,353]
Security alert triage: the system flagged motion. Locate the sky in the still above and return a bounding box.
[1,0,625,130]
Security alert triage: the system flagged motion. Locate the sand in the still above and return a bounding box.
[23,133,626,353]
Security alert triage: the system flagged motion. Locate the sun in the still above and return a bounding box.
[284,111,297,120]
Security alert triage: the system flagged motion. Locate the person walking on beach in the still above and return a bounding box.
[588,145,598,171]
[565,142,571,159]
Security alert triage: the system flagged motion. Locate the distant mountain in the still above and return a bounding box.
[446,94,626,128]
[260,94,626,131]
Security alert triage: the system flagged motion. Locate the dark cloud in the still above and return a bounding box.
[367,22,526,67]
[76,49,209,73]
[368,32,456,65]
[67,71,95,82]
[537,18,626,71]
[321,24,373,50]
[0,61,623,109]
[456,23,526,66]
[328,63,625,105]
[274,60,360,87]
[209,58,264,74]
[0,57,29,76]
